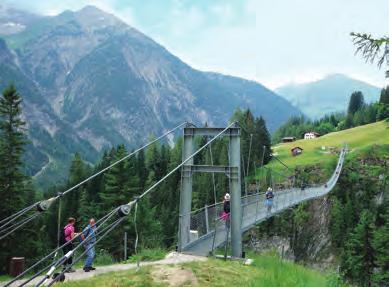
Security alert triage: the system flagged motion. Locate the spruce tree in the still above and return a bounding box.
[341,211,375,286]
[379,86,389,104]
[373,206,389,285]
[0,84,27,219]
[0,84,29,273]
[347,91,365,115]
[63,153,86,222]
[100,145,131,258]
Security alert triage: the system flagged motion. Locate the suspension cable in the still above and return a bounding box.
[5,208,119,287]
[46,217,125,287]
[0,203,37,230]
[9,122,237,287]
[138,122,237,201]
[0,122,187,239]
[0,213,40,240]
[271,154,289,170]
[208,141,217,206]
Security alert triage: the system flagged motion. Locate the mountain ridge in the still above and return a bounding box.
[276,74,381,119]
[0,5,300,188]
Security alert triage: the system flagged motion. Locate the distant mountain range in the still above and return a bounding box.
[276,74,381,119]
[0,5,300,188]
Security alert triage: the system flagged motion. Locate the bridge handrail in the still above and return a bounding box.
[183,145,347,253]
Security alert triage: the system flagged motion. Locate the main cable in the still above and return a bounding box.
[5,208,119,287]
[46,217,125,287]
[137,122,237,201]
[0,122,187,239]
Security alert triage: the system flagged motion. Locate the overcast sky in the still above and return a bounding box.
[3,0,388,89]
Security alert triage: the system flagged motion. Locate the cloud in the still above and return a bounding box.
[2,0,388,89]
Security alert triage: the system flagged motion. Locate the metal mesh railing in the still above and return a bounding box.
[183,146,347,254]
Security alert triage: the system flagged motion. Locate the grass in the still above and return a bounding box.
[266,121,389,177]
[0,275,11,282]
[60,253,348,287]
[124,248,167,264]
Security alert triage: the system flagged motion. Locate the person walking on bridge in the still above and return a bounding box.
[265,187,274,214]
[81,218,97,272]
[222,193,231,227]
[62,217,77,273]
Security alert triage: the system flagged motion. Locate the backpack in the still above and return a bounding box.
[59,226,67,246]
[266,191,274,199]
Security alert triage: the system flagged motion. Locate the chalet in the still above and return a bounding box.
[282,136,296,143]
[291,146,303,156]
[304,132,320,140]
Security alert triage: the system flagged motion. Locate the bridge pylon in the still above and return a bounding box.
[178,122,242,258]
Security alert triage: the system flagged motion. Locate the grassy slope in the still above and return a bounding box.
[61,253,347,287]
[267,121,389,177]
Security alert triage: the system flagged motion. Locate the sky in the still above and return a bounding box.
[2,0,388,89]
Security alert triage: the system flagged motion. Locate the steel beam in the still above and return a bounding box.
[229,124,242,258]
[178,125,194,251]
[184,127,240,137]
[182,165,238,178]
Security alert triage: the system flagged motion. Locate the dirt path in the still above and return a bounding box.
[2,252,206,287]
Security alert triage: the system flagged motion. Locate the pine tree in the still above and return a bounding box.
[329,198,345,248]
[341,211,375,286]
[63,153,86,221]
[0,84,27,220]
[99,145,131,258]
[254,116,272,165]
[347,91,365,115]
[373,206,389,285]
[0,84,30,273]
[379,86,389,104]
[101,145,130,211]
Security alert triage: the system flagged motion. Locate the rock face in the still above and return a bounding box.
[0,6,300,187]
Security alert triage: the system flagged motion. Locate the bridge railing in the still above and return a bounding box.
[185,146,347,249]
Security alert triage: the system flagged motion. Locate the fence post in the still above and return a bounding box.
[204,205,209,234]
[124,232,127,261]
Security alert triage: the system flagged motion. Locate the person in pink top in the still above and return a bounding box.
[62,217,76,273]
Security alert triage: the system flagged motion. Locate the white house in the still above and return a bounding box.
[304,132,320,140]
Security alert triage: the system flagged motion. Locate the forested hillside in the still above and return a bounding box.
[0,82,272,274]
[273,87,389,143]
[251,113,388,287]
[0,5,300,188]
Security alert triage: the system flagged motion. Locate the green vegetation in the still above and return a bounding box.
[268,121,388,176]
[60,253,348,287]
[125,248,167,264]
[255,142,388,286]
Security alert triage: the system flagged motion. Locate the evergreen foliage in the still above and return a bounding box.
[273,90,385,143]
[0,84,40,273]
[347,91,365,115]
[341,211,375,287]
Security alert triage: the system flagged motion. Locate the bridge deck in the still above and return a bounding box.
[182,148,346,256]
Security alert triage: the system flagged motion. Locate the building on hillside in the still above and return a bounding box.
[291,146,303,156]
[282,136,296,143]
[304,132,320,140]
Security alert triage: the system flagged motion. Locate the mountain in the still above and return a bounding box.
[0,6,300,188]
[275,74,381,119]
[0,5,41,35]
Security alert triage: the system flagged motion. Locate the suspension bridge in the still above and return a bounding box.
[0,122,347,287]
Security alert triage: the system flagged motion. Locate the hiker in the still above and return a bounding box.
[81,218,97,272]
[221,193,231,227]
[265,187,274,213]
[62,217,76,273]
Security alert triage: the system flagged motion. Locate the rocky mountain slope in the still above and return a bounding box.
[276,74,380,119]
[0,6,300,188]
